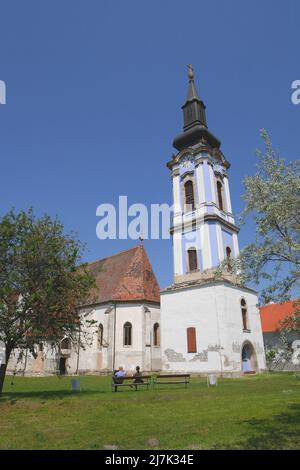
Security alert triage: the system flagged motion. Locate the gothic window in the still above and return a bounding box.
[241,299,249,331]
[184,180,195,211]
[187,327,197,353]
[97,323,104,348]
[217,181,224,211]
[188,248,198,272]
[61,337,71,350]
[153,323,160,346]
[124,322,132,346]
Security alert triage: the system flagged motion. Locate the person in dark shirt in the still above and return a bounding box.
[133,366,143,384]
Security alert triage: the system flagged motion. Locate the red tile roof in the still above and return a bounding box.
[87,244,160,305]
[259,300,299,332]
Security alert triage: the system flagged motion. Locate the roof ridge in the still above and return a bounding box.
[86,243,160,304]
[261,299,299,309]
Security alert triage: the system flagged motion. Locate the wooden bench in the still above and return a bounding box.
[153,374,190,389]
[111,375,151,392]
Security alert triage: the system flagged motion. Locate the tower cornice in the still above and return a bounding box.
[167,144,230,171]
[170,213,240,235]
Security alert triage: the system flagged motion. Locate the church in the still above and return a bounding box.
[7,67,266,376]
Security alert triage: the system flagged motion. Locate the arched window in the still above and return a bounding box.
[241,299,249,331]
[217,181,224,211]
[188,248,198,272]
[97,324,103,348]
[184,180,195,210]
[226,246,232,271]
[187,327,197,353]
[153,323,160,346]
[61,338,71,350]
[124,322,132,346]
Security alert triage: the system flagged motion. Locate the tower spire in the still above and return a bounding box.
[172,65,221,151]
[186,64,200,102]
[182,64,207,131]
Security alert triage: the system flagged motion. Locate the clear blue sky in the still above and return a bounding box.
[0,0,299,289]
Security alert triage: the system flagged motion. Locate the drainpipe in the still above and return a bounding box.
[150,329,153,372]
[144,305,151,372]
[112,302,117,372]
[214,285,223,377]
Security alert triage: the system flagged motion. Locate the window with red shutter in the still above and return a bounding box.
[187,327,197,353]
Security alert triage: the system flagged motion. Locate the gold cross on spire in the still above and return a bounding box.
[187,64,194,80]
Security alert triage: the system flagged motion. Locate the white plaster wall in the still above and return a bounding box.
[173,231,183,277]
[202,223,212,270]
[161,282,266,374]
[195,163,206,204]
[7,302,161,376]
[208,164,217,204]
[223,176,232,214]
[172,173,182,214]
[74,305,109,374]
[114,303,161,373]
[232,233,240,256]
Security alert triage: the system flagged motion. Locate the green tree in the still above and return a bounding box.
[0,209,96,394]
[240,130,300,305]
[216,130,300,330]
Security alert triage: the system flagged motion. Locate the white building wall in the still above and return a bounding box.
[223,175,233,214]
[195,163,206,204]
[7,302,161,376]
[173,231,183,277]
[172,173,182,214]
[161,282,266,375]
[114,303,161,373]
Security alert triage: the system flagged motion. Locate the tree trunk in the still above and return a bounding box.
[0,347,12,395]
[22,348,28,377]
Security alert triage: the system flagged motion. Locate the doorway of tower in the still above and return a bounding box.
[59,357,67,375]
[241,342,258,374]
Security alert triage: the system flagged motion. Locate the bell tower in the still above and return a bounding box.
[168,65,239,283]
[161,66,266,375]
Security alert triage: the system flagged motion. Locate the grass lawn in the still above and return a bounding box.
[1,372,300,450]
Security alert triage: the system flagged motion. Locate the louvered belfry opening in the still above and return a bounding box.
[184,180,195,210]
[217,181,224,211]
[188,248,198,272]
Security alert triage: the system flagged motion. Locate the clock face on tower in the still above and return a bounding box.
[180,155,193,170]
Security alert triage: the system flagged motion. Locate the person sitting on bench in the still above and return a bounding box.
[133,366,144,384]
[113,366,126,385]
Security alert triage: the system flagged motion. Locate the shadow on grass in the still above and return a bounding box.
[0,386,157,400]
[0,389,107,400]
[214,403,300,450]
